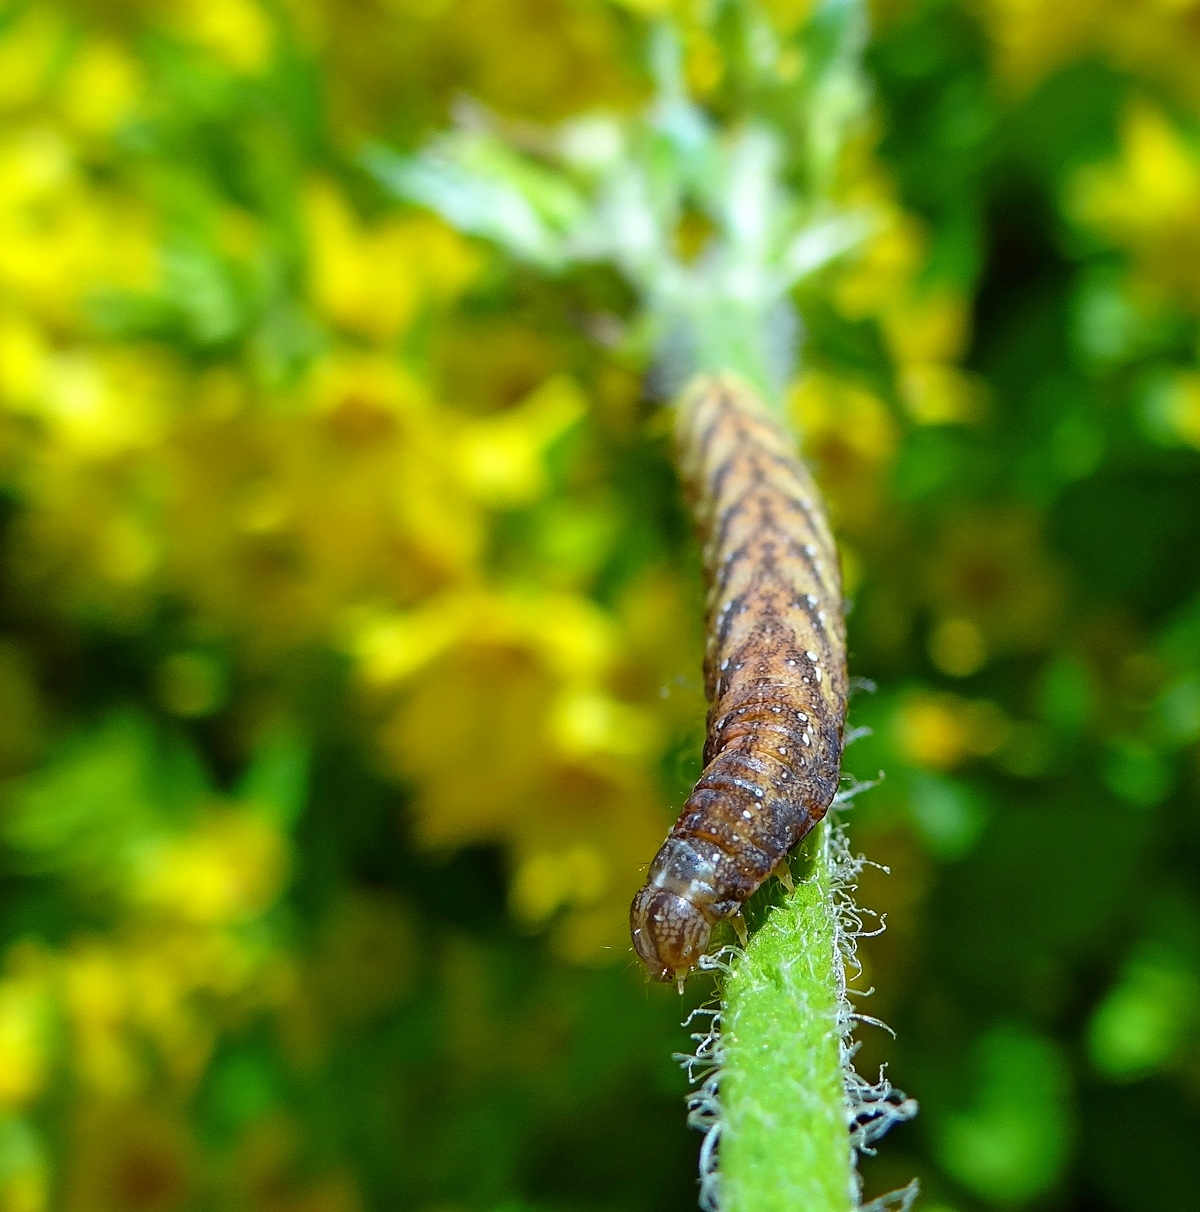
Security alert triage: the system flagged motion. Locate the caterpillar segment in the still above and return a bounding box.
[630,374,849,987]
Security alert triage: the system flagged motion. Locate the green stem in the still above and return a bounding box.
[717,819,855,1212]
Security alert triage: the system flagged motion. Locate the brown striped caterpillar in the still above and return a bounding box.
[631,374,849,987]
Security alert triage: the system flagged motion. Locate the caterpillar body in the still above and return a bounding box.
[631,374,849,986]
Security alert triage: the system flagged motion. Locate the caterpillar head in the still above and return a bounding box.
[629,884,712,989]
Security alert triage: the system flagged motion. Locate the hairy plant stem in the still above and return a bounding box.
[718,820,854,1212]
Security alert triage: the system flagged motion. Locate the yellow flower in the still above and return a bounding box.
[974,0,1103,95]
[0,966,51,1110]
[833,208,927,320]
[345,594,476,689]
[1071,102,1200,306]
[1148,370,1200,448]
[33,350,171,461]
[928,617,989,678]
[895,692,1011,770]
[58,40,142,139]
[550,689,658,760]
[510,842,609,925]
[882,289,971,365]
[0,8,63,114]
[305,182,479,343]
[62,944,138,1096]
[167,0,274,75]
[0,315,48,410]
[133,811,287,925]
[0,130,154,328]
[898,363,987,426]
[453,375,587,509]
[790,372,899,532]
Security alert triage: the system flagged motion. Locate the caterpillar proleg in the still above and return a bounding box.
[630,374,849,986]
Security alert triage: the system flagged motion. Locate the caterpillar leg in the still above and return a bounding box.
[774,861,795,895]
[732,912,749,947]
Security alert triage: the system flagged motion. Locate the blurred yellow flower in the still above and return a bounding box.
[928,617,989,678]
[0,8,62,115]
[977,0,1200,105]
[63,945,139,1096]
[510,843,610,926]
[168,0,274,75]
[454,375,587,508]
[973,0,1102,94]
[883,289,971,365]
[898,363,986,426]
[1150,370,1200,448]
[551,688,658,760]
[833,208,927,321]
[133,811,287,925]
[305,182,480,342]
[895,692,1011,770]
[790,371,899,533]
[346,594,476,688]
[0,970,51,1110]
[1071,102,1200,308]
[58,41,142,139]
[0,129,154,328]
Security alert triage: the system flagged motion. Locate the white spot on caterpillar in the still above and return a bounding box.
[797,712,809,722]
[741,810,752,820]
[720,659,729,670]
[754,788,764,799]
[804,544,816,556]
[771,706,781,714]
[787,659,796,666]
[806,650,818,661]
[815,668,822,683]
[778,746,787,755]
[806,595,817,607]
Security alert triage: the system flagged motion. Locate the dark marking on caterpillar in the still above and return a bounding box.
[630,374,849,987]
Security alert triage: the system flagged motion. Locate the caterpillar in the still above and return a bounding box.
[630,373,849,987]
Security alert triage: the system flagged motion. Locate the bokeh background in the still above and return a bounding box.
[0,1,1198,1210]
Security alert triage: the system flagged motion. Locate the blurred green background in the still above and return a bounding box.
[0,1,1198,1210]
